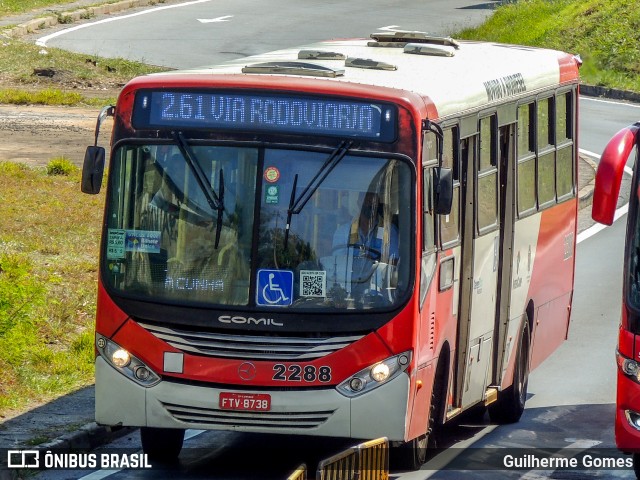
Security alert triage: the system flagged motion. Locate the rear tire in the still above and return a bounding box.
[488,320,530,424]
[140,427,185,461]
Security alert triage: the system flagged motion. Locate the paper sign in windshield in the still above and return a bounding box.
[107,229,161,259]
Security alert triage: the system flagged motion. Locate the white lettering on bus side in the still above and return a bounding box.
[483,73,527,102]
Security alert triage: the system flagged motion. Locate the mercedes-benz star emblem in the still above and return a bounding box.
[238,362,257,381]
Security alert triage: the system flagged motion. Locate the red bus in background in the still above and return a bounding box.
[82,32,581,470]
[591,122,640,478]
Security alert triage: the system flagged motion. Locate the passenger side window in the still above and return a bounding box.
[477,116,498,233]
[517,103,537,216]
[440,127,460,246]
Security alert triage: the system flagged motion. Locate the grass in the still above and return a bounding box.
[0,161,104,415]
[0,37,167,106]
[0,0,117,16]
[456,0,640,92]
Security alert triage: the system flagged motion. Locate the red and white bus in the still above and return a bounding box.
[82,32,581,469]
[591,122,640,478]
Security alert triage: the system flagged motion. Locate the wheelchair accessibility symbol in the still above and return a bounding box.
[256,269,294,307]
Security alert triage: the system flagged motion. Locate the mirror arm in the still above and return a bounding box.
[422,119,444,164]
[94,105,115,147]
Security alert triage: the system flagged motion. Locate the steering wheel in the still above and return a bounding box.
[331,243,381,261]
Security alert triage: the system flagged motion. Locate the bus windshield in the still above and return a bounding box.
[104,143,412,312]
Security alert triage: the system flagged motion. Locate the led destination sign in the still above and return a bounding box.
[132,90,396,141]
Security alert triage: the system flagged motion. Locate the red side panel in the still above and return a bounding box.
[593,125,640,225]
[557,52,581,84]
[95,280,129,338]
[616,327,640,452]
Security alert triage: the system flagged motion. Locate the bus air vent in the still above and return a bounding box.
[369,31,460,49]
[404,43,456,57]
[298,50,346,61]
[138,322,363,361]
[345,57,397,71]
[242,61,344,77]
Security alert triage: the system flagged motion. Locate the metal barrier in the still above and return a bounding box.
[355,437,388,480]
[315,437,389,480]
[287,463,308,480]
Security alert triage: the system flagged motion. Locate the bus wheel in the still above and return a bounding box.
[140,427,185,461]
[391,432,427,471]
[488,320,530,424]
[633,453,640,479]
[391,361,447,471]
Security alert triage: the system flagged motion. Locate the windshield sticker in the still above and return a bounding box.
[256,269,293,307]
[124,230,161,254]
[263,166,280,183]
[107,229,126,259]
[107,228,162,258]
[300,270,327,298]
[265,185,280,204]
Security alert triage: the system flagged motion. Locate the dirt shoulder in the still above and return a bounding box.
[0,102,113,167]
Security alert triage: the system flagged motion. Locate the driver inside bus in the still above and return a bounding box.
[331,191,399,304]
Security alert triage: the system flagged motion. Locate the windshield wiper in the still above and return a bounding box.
[284,140,353,246]
[173,131,225,249]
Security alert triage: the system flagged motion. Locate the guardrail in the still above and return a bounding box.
[286,437,389,480]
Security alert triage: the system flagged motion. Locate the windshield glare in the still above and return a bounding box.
[104,144,412,312]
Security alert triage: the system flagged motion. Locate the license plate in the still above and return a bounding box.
[219,392,271,411]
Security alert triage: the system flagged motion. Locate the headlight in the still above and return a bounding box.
[337,351,411,398]
[625,410,640,431]
[96,334,160,387]
[112,348,131,368]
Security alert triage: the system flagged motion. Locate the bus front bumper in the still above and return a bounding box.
[95,356,409,441]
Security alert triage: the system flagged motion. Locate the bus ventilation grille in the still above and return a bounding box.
[138,322,363,361]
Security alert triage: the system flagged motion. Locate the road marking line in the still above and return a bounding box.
[36,0,216,47]
[581,96,640,108]
[77,430,205,480]
[198,15,233,23]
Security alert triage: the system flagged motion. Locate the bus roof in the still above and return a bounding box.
[142,34,580,120]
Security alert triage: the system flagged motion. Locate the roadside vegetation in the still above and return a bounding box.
[0,161,104,416]
[0,38,166,106]
[0,0,130,16]
[457,0,640,93]
[0,0,637,418]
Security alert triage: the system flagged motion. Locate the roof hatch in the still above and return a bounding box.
[241,61,345,77]
[369,31,460,50]
[297,50,346,61]
[345,57,397,71]
[404,43,456,57]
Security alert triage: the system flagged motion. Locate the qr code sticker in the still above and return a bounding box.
[300,270,327,298]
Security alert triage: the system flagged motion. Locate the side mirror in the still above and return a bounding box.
[81,146,105,194]
[81,105,114,195]
[433,167,453,215]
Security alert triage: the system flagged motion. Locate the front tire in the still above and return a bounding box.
[488,320,530,424]
[140,427,185,461]
[391,360,447,471]
[633,453,640,479]
[391,433,427,471]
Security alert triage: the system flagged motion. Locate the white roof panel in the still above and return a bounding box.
[151,38,576,119]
